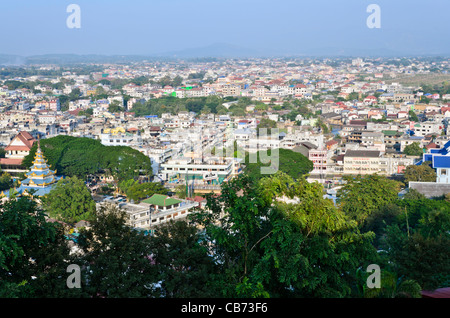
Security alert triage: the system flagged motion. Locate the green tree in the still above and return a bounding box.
[384,225,450,290]
[254,172,377,297]
[408,110,419,122]
[174,183,187,199]
[189,174,274,297]
[22,136,152,183]
[77,203,159,297]
[315,118,330,134]
[403,163,437,184]
[337,175,402,225]
[0,196,78,297]
[256,118,277,136]
[191,172,377,298]
[0,172,13,191]
[42,176,96,224]
[403,142,424,156]
[125,182,168,202]
[244,148,313,181]
[361,203,403,248]
[363,270,421,298]
[379,197,450,290]
[149,220,220,297]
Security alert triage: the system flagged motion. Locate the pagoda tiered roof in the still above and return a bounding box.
[1,140,62,198]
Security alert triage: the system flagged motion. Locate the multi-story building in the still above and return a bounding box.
[160,156,237,185]
[35,99,60,111]
[309,148,329,175]
[361,131,385,149]
[343,150,381,175]
[378,155,416,175]
[412,122,443,137]
[142,194,199,228]
[221,84,241,97]
[100,127,143,147]
[382,130,404,152]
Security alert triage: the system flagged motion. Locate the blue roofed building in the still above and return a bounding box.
[409,140,450,197]
[418,140,450,183]
[433,154,450,184]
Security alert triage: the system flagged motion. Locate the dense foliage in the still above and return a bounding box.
[337,174,402,224]
[41,176,97,224]
[22,135,152,182]
[0,172,13,192]
[0,171,448,298]
[118,179,168,202]
[337,174,450,291]
[403,162,437,184]
[244,148,313,181]
[0,197,77,297]
[189,172,377,297]
[403,142,424,156]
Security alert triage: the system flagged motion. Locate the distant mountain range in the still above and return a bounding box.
[152,42,265,58]
[1,43,449,65]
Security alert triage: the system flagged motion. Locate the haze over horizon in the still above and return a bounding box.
[1,0,450,58]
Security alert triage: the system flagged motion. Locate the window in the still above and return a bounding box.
[442,169,447,175]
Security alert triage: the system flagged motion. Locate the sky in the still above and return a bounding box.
[1,0,449,57]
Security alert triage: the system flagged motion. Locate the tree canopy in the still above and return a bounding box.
[190,172,377,297]
[243,148,313,181]
[337,174,403,225]
[403,142,424,156]
[22,135,152,182]
[118,179,168,203]
[403,162,437,184]
[1,171,448,298]
[0,197,77,297]
[41,176,97,224]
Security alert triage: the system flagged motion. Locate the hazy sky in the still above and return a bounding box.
[1,0,449,56]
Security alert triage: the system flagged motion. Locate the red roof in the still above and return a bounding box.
[16,131,36,149]
[4,145,32,151]
[426,142,438,149]
[326,140,338,146]
[193,196,206,202]
[0,158,23,165]
[68,109,82,116]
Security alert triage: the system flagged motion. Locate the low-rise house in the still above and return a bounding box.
[142,194,199,228]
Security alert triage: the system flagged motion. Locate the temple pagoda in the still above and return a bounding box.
[2,140,62,197]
